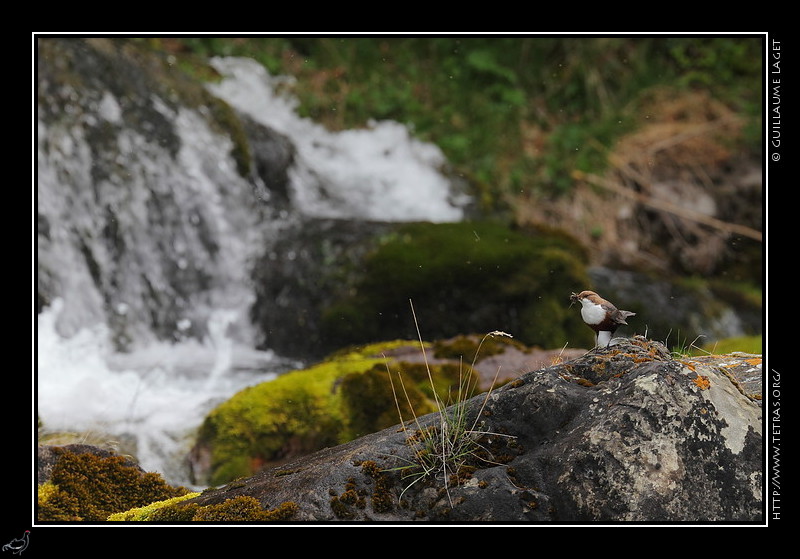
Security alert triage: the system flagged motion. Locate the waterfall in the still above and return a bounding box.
[207,56,470,223]
[37,299,291,484]
[36,41,470,486]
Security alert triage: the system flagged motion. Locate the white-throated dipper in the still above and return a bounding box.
[570,290,636,347]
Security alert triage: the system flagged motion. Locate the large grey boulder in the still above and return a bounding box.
[185,337,762,522]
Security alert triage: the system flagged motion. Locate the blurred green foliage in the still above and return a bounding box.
[700,334,762,355]
[319,221,594,350]
[167,35,761,206]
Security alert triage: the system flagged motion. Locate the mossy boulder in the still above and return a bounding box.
[187,338,762,522]
[251,219,595,360]
[191,340,482,486]
[33,445,299,522]
[320,221,595,351]
[36,445,188,522]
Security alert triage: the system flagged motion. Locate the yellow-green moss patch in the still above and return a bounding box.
[37,448,188,522]
[196,340,480,486]
[699,335,762,355]
[433,334,529,362]
[110,494,299,522]
[191,497,298,521]
[108,492,201,521]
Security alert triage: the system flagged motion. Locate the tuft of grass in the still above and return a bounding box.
[383,300,514,506]
[665,329,707,359]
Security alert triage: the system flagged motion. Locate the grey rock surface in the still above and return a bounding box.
[186,337,762,522]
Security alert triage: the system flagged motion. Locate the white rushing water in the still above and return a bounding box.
[207,56,470,222]
[37,54,469,486]
[37,300,294,485]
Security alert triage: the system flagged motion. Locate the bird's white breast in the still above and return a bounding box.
[579,299,606,325]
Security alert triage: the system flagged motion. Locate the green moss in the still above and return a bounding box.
[700,335,762,355]
[37,482,80,521]
[197,359,353,486]
[341,357,482,441]
[433,334,529,362]
[320,221,593,350]
[36,449,188,522]
[361,461,395,514]
[330,494,357,519]
[197,341,445,486]
[326,339,425,360]
[191,497,298,522]
[338,363,422,440]
[109,492,299,522]
[107,492,201,521]
[145,502,199,521]
[709,281,763,316]
[197,332,546,488]
[329,462,395,519]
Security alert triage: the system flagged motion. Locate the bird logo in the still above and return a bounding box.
[2,531,29,555]
[570,290,635,348]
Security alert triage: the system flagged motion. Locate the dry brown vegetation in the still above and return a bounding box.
[513,89,761,275]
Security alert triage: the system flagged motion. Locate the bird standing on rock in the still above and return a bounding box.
[570,290,636,348]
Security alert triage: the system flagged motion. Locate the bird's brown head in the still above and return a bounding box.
[570,290,597,303]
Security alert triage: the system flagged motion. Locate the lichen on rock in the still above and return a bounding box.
[186,338,762,522]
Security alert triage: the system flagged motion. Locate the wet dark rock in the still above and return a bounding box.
[240,114,295,209]
[37,38,283,349]
[185,338,762,522]
[589,266,762,346]
[252,220,595,360]
[249,218,394,358]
